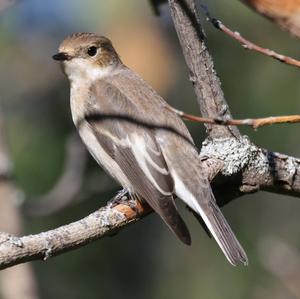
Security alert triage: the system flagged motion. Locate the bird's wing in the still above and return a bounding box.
[83,80,191,245]
[157,133,248,266]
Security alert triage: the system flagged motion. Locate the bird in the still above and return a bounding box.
[52,32,248,266]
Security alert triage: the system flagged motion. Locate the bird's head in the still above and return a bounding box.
[53,33,121,82]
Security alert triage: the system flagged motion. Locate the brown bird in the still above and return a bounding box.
[53,32,248,266]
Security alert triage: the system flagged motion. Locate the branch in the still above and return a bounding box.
[167,0,240,138]
[203,7,300,68]
[2,136,300,269]
[0,193,151,270]
[200,137,300,206]
[165,104,300,129]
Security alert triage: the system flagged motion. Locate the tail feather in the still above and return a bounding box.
[172,172,248,266]
[159,196,192,246]
[207,200,248,266]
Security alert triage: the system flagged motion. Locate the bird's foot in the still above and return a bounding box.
[108,188,141,215]
[108,188,130,207]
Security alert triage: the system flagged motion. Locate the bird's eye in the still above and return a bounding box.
[87,46,97,56]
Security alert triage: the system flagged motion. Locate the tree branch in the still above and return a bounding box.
[164,104,300,129]
[0,195,151,270]
[203,7,300,68]
[167,0,240,138]
[1,135,300,270]
[200,137,300,206]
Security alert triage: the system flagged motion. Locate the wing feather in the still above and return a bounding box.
[84,83,191,244]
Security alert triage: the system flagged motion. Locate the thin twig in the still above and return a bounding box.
[165,104,300,129]
[202,5,300,68]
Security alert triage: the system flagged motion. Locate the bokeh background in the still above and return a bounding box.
[1,0,300,298]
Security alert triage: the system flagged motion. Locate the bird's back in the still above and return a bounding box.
[101,66,196,148]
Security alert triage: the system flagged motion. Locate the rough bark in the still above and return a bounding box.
[168,0,240,138]
[200,137,300,206]
[0,197,150,270]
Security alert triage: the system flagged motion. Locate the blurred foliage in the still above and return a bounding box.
[1,0,300,298]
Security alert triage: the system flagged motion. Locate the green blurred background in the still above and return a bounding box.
[1,0,300,298]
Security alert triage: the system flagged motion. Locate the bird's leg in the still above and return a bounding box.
[108,188,130,207]
[108,188,142,216]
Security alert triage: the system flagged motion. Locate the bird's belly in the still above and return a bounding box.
[77,123,132,189]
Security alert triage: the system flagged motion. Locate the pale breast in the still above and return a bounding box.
[70,79,132,190]
[78,122,132,190]
[70,83,89,126]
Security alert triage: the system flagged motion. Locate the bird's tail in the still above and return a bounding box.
[172,173,248,266]
[201,199,248,266]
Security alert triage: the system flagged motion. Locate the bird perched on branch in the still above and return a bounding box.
[53,32,248,266]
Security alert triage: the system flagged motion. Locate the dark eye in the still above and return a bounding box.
[87,46,97,56]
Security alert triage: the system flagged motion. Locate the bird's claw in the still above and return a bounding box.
[108,189,142,216]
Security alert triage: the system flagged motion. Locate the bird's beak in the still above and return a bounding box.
[52,52,72,61]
